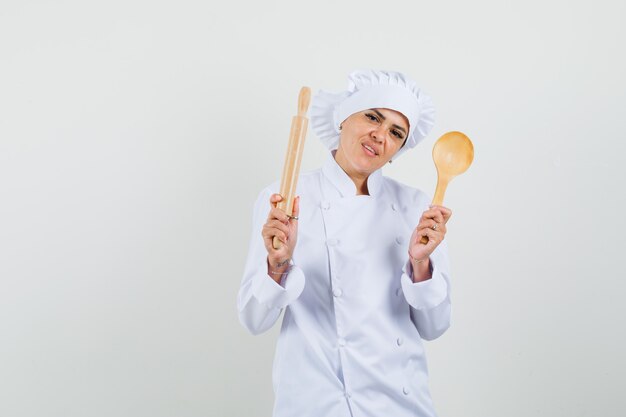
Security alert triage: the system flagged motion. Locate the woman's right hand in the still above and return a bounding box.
[262,193,300,281]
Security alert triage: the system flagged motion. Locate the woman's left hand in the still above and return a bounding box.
[408,205,452,266]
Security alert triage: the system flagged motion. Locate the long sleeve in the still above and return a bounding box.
[399,239,452,341]
[237,187,305,335]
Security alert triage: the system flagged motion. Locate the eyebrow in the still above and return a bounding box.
[371,109,407,135]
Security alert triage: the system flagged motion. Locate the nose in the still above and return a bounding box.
[371,125,385,143]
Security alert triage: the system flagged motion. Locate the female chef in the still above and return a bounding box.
[237,69,452,417]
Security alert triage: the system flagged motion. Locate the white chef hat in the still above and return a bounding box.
[310,69,435,160]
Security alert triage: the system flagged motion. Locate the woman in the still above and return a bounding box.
[237,69,452,417]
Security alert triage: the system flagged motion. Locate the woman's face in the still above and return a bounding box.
[335,108,409,178]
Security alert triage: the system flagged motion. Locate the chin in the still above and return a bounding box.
[354,159,383,174]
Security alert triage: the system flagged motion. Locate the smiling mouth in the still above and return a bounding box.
[362,144,378,156]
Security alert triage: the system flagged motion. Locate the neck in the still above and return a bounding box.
[333,149,370,196]
[353,178,369,195]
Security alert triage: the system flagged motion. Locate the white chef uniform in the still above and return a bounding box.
[237,150,452,417]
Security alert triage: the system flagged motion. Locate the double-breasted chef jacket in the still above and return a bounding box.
[238,151,452,417]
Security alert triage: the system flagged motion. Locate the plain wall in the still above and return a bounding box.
[1,0,625,416]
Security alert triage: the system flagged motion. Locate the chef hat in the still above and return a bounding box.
[310,69,435,160]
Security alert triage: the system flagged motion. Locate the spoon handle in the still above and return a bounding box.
[432,175,450,206]
[419,176,450,244]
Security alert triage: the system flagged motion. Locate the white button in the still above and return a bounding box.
[403,386,410,395]
[395,236,404,245]
[395,288,402,296]
[321,201,330,210]
[327,238,339,246]
[344,391,351,399]
[396,337,404,346]
[338,338,346,347]
[391,203,397,211]
[333,288,343,297]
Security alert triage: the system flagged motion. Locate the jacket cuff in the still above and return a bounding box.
[252,265,305,310]
[400,258,448,310]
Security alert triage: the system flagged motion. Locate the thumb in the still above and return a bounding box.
[292,196,300,218]
[270,193,283,208]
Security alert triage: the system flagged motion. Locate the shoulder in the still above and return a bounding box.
[381,176,431,225]
[382,176,430,208]
[256,167,323,199]
[296,167,323,192]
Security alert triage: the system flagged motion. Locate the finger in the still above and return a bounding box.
[417,227,442,248]
[265,238,289,255]
[428,218,447,235]
[413,227,428,247]
[421,208,444,224]
[269,193,283,208]
[263,221,290,242]
[415,220,446,238]
[416,218,440,232]
[430,205,452,224]
[267,219,290,238]
[262,229,286,254]
[291,196,300,219]
[268,206,290,224]
[262,225,288,245]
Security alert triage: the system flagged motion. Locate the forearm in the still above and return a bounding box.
[410,257,433,283]
[403,242,452,340]
[238,187,305,335]
[267,257,291,284]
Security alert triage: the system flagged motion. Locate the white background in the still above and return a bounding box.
[1,0,625,416]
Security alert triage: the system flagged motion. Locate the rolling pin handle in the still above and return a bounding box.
[298,87,311,116]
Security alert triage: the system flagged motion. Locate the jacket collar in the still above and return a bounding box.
[321,150,383,197]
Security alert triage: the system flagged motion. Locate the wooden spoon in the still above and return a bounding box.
[420,131,473,244]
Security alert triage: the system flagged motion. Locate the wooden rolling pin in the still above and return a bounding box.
[272,87,311,250]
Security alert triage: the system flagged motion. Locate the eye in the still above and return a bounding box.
[392,129,405,140]
[365,112,379,122]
